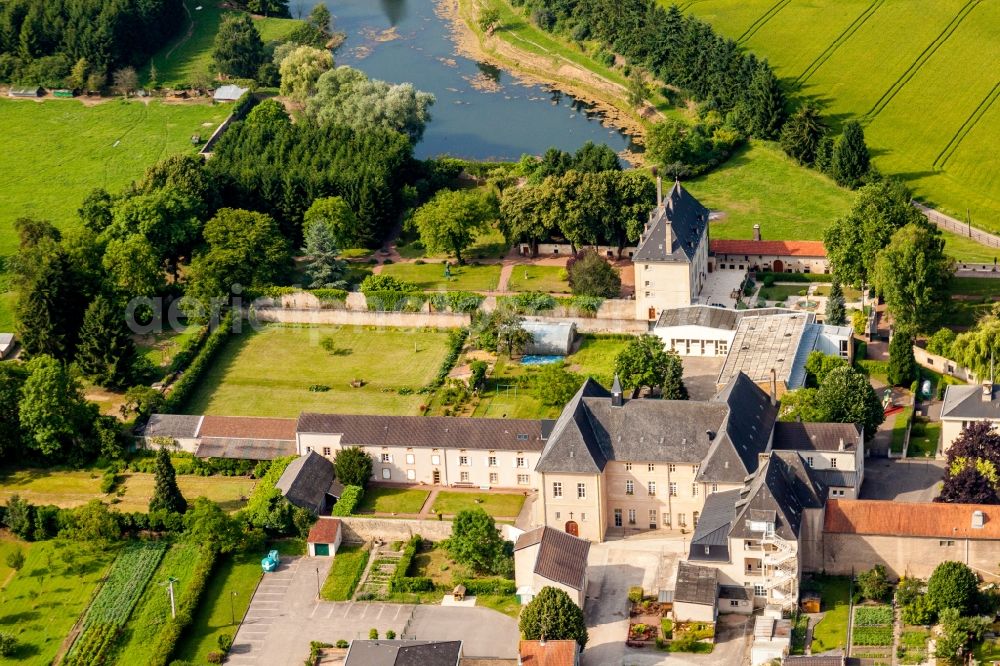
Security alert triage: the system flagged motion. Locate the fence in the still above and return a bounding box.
[913,201,1000,251]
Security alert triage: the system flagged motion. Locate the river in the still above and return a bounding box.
[322,0,635,160]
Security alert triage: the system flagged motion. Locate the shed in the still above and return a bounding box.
[9,87,43,97]
[276,451,337,513]
[523,321,576,356]
[800,590,820,614]
[672,561,718,623]
[0,333,15,359]
[307,517,342,557]
[213,84,248,102]
[52,89,75,98]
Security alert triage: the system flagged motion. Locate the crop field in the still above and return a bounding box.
[682,0,1000,235]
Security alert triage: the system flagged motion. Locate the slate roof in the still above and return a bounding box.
[142,414,202,439]
[697,374,778,484]
[824,499,1000,539]
[344,640,462,666]
[276,452,336,513]
[514,526,590,591]
[690,489,740,548]
[519,640,577,666]
[710,239,827,257]
[199,416,296,440]
[307,517,341,544]
[297,414,545,451]
[941,384,1000,420]
[194,438,296,460]
[534,379,613,474]
[717,312,813,388]
[771,422,861,452]
[655,305,739,331]
[728,451,826,541]
[813,469,858,489]
[674,561,718,606]
[633,181,709,263]
[718,585,751,600]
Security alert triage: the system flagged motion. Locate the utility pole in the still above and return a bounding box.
[231,591,238,625]
[315,567,321,598]
[160,577,179,619]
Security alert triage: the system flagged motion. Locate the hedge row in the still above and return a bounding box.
[164,325,209,376]
[390,536,434,593]
[364,291,428,312]
[152,545,218,666]
[162,312,234,413]
[430,328,469,388]
[427,291,485,313]
[331,486,364,517]
[454,577,516,596]
[755,271,832,284]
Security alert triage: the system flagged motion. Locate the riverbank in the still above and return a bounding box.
[439,0,661,159]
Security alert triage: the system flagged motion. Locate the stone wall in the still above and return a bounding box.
[913,345,977,383]
[252,308,471,329]
[339,517,454,543]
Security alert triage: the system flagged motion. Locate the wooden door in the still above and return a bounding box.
[565,521,579,537]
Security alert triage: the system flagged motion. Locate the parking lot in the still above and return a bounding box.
[860,457,945,502]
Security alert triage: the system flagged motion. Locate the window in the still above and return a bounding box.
[517,434,529,441]
[693,465,699,474]
[647,482,656,496]
[625,462,632,471]
[668,464,676,473]
[832,489,845,497]
[323,447,331,456]
[626,480,634,495]
[678,513,686,527]
[305,447,312,453]
[669,482,678,497]
[488,456,498,467]
[459,455,469,466]
[628,509,636,525]
[648,463,655,472]
[405,453,415,465]
[460,471,470,483]
[406,469,416,481]
[489,472,498,484]
[744,540,753,550]
[382,468,391,479]
[431,454,440,465]
[754,584,766,597]
[693,511,700,527]
[581,513,586,521]
[806,456,814,468]
[692,483,699,497]
[718,341,728,355]
[830,457,838,469]
[662,512,671,527]
[839,339,849,358]
[940,540,955,547]
[705,546,711,555]
[614,509,623,527]
[577,483,586,499]
[711,483,719,493]
[517,474,529,485]
[516,457,526,468]
[555,512,560,520]
[381,453,390,463]
[730,600,739,607]
[553,482,563,498]
[649,510,657,528]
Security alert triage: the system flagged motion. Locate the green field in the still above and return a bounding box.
[682,0,1000,235]
[0,540,114,665]
[507,265,570,293]
[379,262,503,291]
[430,491,526,518]
[810,576,852,653]
[320,544,370,601]
[184,324,453,417]
[137,324,204,381]
[356,487,431,514]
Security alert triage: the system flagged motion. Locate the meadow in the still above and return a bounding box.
[682,0,1000,235]
[183,324,453,417]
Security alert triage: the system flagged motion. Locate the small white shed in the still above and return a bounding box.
[213,84,248,102]
[307,518,343,557]
[0,333,15,359]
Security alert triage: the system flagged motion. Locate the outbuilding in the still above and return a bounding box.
[213,84,248,102]
[306,517,342,557]
[0,333,15,359]
[8,87,43,98]
[523,321,576,356]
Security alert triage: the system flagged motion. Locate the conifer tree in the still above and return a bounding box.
[149,447,187,514]
[746,62,785,140]
[75,295,140,389]
[779,105,827,165]
[888,333,917,387]
[825,280,847,326]
[832,121,871,188]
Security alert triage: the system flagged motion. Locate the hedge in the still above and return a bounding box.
[454,577,516,595]
[243,456,297,527]
[856,359,890,380]
[555,295,603,315]
[427,291,485,313]
[164,324,209,376]
[500,292,557,313]
[162,312,234,413]
[430,328,469,388]
[754,271,832,284]
[331,486,364,517]
[390,535,434,593]
[364,291,428,312]
[310,289,348,304]
[152,546,218,666]
[230,92,261,121]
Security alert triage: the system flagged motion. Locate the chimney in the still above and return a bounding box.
[611,374,624,408]
[838,438,846,451]
[753,224,761,242]
[769,368,777,406]
[655,170,663,207]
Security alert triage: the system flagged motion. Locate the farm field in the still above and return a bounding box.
[682,0,1000,235]
[183,324,453,417]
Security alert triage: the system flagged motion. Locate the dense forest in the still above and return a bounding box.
[0,0,185,85]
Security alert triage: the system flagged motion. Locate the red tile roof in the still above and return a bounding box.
[307,518,341,544]
[824,499,1000,539]
[198,416,297,441]
[519,640,577,666]
[710,239,827,257]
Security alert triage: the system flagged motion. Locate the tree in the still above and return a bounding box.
[445,508,509,575]
[927,327,956,357]
[856,564,889,602]
[646,119,691,171]
[411,189,498,264]
[495,310,532,357]
[279,45,333,101]
[831,120,870,188]
[573,141,621,172]
[213,14,265,79]
[19,355,97,461]
[952,315,1000,381]
[5,548,24,572]
[112,67,138,96]
[0,633,14,657]
[745,61,785,140]
[777,388,825,423]
[614,335,687,399]
[824,280,846,326]
[499,184,558,255]
[536,363,584,407]
[477,7,501,32]
[567,249,621,298]
[813,365,884,438]
[102,235,165,298]
[149,447,187,514]
[626,68,651,108]
[78,188,115,233]
[888,333,916,387]
[120,385,165,421]
[16,249,84,359]
[939,421,1000,504]
[804,351,847,387]
[519,586,589,647]
[302,196,361,252]
[3,496,34,540]
[184,497,241,553]
[246,0,289,17]
[75,295,141,389]
[0,364,27,460]
[873,222,953,336]
[333,446,373,488]
[927,561,979,614]
[69,57,89,90]
[779,105,827,165]
[935,607,990,663]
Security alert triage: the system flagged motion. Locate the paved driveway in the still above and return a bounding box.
[860,458,945,502]
[228,556,518,665]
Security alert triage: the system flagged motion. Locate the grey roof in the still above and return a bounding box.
[344,640,462,666]
[142,414,202,439]
[698,374,778,484]
[523,321,576,355]
[514,526,590,591]
[690,489,740,548]
[729,451,825,541]
[772,422,861,452]
[213,84,248,101]
[535,379,613,473]
[813,469,858,488]
[276,452,336,513]
[718,585,751,600]
[0,333,13,347]
[194,438,297,460]
[941,384,1000,420]
[655,305,739,331]
[717,312,814,388]
[297,414,545,451]
[633,181,709,263]
[674,561,718,606]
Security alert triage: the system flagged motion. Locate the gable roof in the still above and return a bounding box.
[344,640,462,666]
[276,452,335,513]
[772,422,861,452]
[941,384,1000,420]
[307,517,341,544]
[710,239,827,257]
[698,374,778,484]
[729,451,825,541]
[142,414,203,439]
[199,416,296,440]
[519,640,577,666]
[514,526,590,590]
[633,181,709,263]
[213,84,247,101]
[674,561,718,606]
[655,305,739,331]
[824,499,1000,539]
[535,379,612,473]
[194,437,296,460]
[297,414,545,452]
[690,489,740,550]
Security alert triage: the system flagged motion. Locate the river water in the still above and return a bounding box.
[322,0,635,160]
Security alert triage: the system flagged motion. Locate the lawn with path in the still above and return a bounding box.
[906,419,940,458]
[430,491,526,518]
[183,324,452,417]
[809,576,852,653]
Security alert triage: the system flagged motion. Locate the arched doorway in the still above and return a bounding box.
[773,259,784,273]
[565,521,579,537]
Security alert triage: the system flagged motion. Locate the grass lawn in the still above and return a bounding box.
[907,419,941,458]
[0,535,32,587]
[320,544,370,602]
[507,265,570,293]
[565,335,632,383]
[136,324,204,381]
[813,284,863,301]
[113,542,201,665]
[0,540,115,665]
[430,491,526,518]
[396,227,508,262]
[355,487,430,514]
[379,262,503,291]
[891,407,913,455]
[0,291,14,332]
[975,638,1000,663]
[0,468,253,512]
[950,277,1000,298]
[810,576,851,653]
[476,594,521,619]
[759,284,809,302]
[183,324,452,417]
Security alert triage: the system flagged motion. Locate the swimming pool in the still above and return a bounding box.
[521,355,564,365]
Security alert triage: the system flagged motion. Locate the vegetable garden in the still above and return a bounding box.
[850,603,894,665]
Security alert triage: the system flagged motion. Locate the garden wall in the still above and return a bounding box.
[526,314,647,333]
[251,308,471,329]
[339,517,454,543]
[818,533,1000,582]
[912,346,977,383]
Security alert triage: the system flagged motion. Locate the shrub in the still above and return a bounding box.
[0,633,16,657]
[429,328,469,388]
[369,628,379,640]
[331,485,364,517]
[217,634,233,653]
[856,565,890,602]
[902,595,934,625]
[390,535,435,593]
[335,640,349,648]
[206,652,223,664]
[455,578,516,596]
[927,561,979,614]
[628,586,644,604]
[386,630,396,639]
